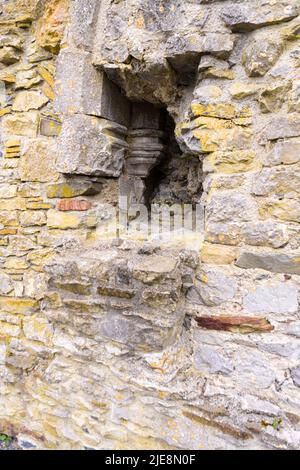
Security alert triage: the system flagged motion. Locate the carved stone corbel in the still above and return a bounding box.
[126,128,165,179]
[119,103,166,209]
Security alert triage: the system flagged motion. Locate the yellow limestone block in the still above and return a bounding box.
[0,296,38,314]
[0,107,12,117]
[42,83,55,101]
[37,65,55,87]
[47,210,82,230]
[5,139,21,148]
[201,243,238,265]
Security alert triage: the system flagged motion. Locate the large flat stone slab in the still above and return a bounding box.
[236,251,300,275]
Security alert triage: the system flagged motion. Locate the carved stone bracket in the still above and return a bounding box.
[119,104,166,208]
[126,129,166,179]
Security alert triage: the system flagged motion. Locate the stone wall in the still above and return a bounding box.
[0,0,300,450]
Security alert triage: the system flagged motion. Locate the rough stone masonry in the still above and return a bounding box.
[0,0,300,450]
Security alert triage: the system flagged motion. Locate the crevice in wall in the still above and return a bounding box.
[148,112,203,206]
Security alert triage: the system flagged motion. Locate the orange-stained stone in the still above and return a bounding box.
[196,316,274,333]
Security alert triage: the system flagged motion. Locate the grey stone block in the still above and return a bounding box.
[236,251,300,275]
[194,346,234,375]
[54,50,130,126]
[264,114,300,141]
[243,283,298,315]
[241,221,289,249]
[222,2,299,32]
[57,114,128,177]
[258,342,300,359]
[69,0,101,50]
[189,270,237,307]
[206,193,258,224]
[252,167,300,197]
[291,366,300,387]
[100,313,178,351]
[242,35,283,77]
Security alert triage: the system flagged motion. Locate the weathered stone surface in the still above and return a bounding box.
[263,140,300,166]
[192,102,240,120]
[196,316,274,333]
[194,346,234,375]
[47,181,103,199]
[0,272,13,295]
[0,46,21,65]
[23,315,53,346]
[0,183,17,198]
[24,270,48,300]
[131,255,178,284]
[39,116,61,137]
[103,58,177,107]
[92,0,235,105]
[54,50,130,126]
[285,322,300,339]
[178,117,253,155]
[2,112,39,137]
[12,90,49,112]
[188,270,237,307]
[203,150,258,174]
[263,114,300,141]
[252,166,300,197]
[222,2,299,32]
[0,211,18,227]
[4,257,28,271]
[242,36,283,77]
[6,338,50,370]
[229,82,261,99]
[283,24,300,46]
[258,82,291,113]
[205,174,246,192]
[68,0,100,50]
[207,193,258,224]
[37,64,55,87]
[20,210,47,227]
[258,341,300,359]
[27,39,53,63]
[0,296,38,315]
[99,312,175,351]
[0,107,12,118]
[236,251,300,275]
[205,221,242,246]
[241,221,289,248]
[260,198,300,223]
[15,68,41,89]
[57,114,128,177]
[0,343,6,364]
[166,32,234,65]
[201,67,235,81]
[291,366,300,388]
[288,79,300,113]
[0,321,20,338]
[46,210,83,230]
[20,139,59,182]
[234,349,276,390]
[201,243,238,265]
[243,283,298,315]
[36,0,69,53]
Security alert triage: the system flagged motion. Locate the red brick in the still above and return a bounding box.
[56,199,91,211]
